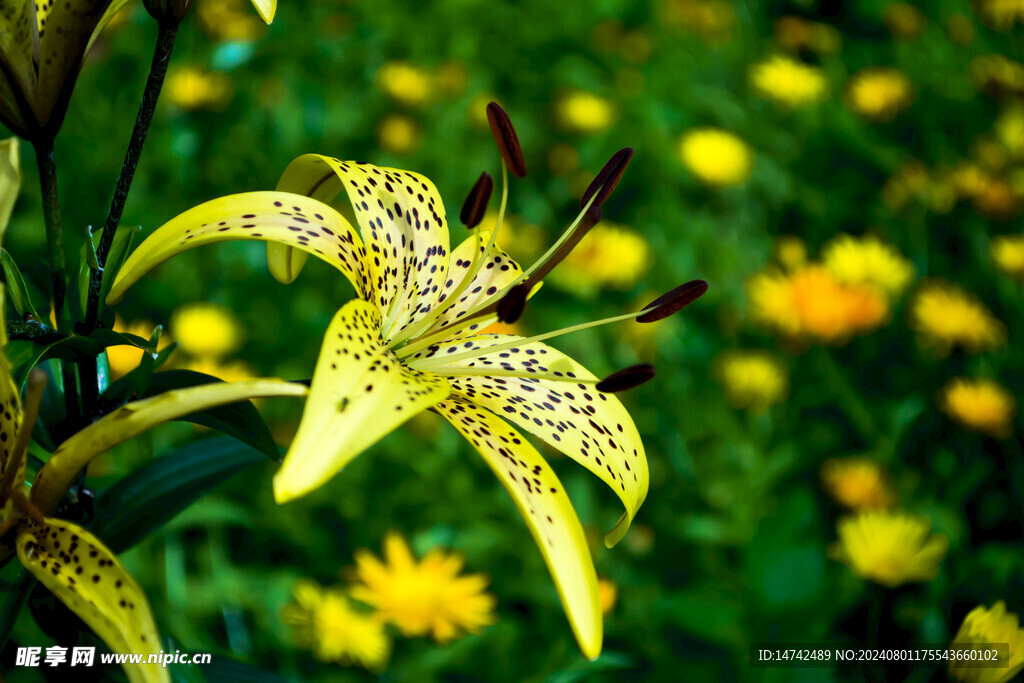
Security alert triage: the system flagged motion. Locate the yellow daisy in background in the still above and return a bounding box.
[949,601,1024,683]
[821,233,914,298]
[747,266,889,343]
[991,234,1024,279]
[749,55,829,108]
[659,0,735,43]
[772,16,842,55]
[974,0,1024,31]
[713,350,788,410]
[281,579,390,670]
[554,91,618,135]
[170,303,243,358]
[884,3,926,40]
[939,378,1017,439]
[829,510,948,588]
[598,578,618,615]
[773,235,808,271]
[995,105,1024,159]
[678,128,754,187]
[553,223,651,293]
[377,114,422,156]
[820,458,895,510]
[350,534,497,642]
[910,281,1006,354]
[163,67,233,112]
[970,55,1024,97]
[376,61,433,108]
[846,67,913,122]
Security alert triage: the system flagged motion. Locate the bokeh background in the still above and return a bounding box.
[5,0,1024,680]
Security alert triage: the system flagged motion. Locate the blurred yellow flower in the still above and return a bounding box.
[163,67,232,112]
[749,55,829,108]
[197,0,267,42]
[170,303,243,358]
[554,223,651,292]
[772,16,842,55]
[433,61,468,97]
[991,234,1024,279]
[107,316,173,380]
[678,128,754,187]
[947,15,976,45]
[554,91,617,135]
[884,3,926,40]
[829,511,948,587]
[910,281,1006,354]
[377,114,422,156]
[975,0,1024,30]
[747,266,889,343]
[660,0,735,42]
[376,62,433,108]
[350,533,497,642]
[846,67,913,122]
[281,579,389,669]
[774,235,807,271]
[180,357,257,384]
[939,378,1017,439]
[821,234,914,298]
[820,458,894,510]
[882,160,932,212]
[714,350,788,410]
[995,106,1024,159]
[598,578,618,615]
[949,602,1024,683]
[971,55,1024,97]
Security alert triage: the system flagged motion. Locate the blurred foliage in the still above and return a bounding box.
[5,0,1024,680]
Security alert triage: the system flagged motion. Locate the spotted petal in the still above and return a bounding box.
[32,379,308,516]
[436,398,601,659]
[36,0,132,128]
[0,285,23,515]
[418,335,648,547]
[271,155,452,343]
[17,519,168,683]
[105,191,372,305]
[0,1,37,133]
[274,299,450,503]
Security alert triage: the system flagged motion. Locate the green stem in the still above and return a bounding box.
[815,346,879,446]
[85,18,180,331]
[32,139,67,331]
[4,320,66,345]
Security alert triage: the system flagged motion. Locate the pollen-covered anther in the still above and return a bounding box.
[496,283,530,323]
[486,102,527,178]
[460,171,494,229]
[580,147,634,209]
[636,280,709,323]
[596,364,656,393]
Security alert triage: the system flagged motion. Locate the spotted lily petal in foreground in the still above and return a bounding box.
[105,110,707,657]
[17,520,166,683]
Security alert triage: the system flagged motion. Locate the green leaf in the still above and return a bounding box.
[9,329,155,390]
[100,225,140,304]
[141,371,280,459]
[91,437,268,553]
[0,248,41,320]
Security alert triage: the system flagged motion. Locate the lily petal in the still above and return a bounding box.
[420,231,524,339]
[0,137,20,244]
[425,336,648,547]
[436,398,602,660]
[17,519,168,683]
[274,299,450,502]
[0,3,38,133]
[36,0,131,128]
[32,379,308,516]
[105,191,373,305]
[0,286,23,513]
[272,155,452,343]
[249,0,276,23]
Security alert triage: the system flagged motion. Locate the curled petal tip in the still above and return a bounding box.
[486,102,527,178]
[636,280,708,323]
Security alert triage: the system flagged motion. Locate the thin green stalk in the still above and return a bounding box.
[32,139,67,331]
[85,18,180,331]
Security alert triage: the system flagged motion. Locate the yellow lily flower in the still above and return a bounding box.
[104,107,706,659]
[0,0,131,138]
[0,138,305,682]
